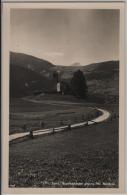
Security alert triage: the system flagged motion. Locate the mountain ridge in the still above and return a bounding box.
[10,51,119,98]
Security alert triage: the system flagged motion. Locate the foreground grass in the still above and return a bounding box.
[9,114,118,188]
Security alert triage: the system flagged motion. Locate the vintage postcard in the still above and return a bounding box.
[1,1,125,194]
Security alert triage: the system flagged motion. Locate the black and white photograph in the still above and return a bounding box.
[1,2,125,194]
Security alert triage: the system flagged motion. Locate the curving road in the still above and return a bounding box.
[9,108,110,142]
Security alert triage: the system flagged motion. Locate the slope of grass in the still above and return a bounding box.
[9,97,98,134]
[9,114,118,188]
[10,51,54,72]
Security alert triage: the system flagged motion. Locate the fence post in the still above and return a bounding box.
[40,121,44,128]
[85,121,88,126]
[68,124,71,130]
[52,128,55,134]
[29,129,34,139]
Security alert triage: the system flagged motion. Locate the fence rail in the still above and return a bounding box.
[9,108,111,142]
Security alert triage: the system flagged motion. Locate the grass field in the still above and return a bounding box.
[9,95,99,134]
[9,113,118,187]
[9,94,119,188]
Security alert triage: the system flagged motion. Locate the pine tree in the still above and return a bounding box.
[71,70,88,98]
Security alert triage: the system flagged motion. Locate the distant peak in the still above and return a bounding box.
[71,62,81,66]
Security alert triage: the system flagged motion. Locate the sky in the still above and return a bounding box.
[10,9,119,66]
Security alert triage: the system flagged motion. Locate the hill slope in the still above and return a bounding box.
[10,65,55,97]
[56,61,119,97]
[84,61,119,97]
[10,52,55,78]
[10,52,119,99]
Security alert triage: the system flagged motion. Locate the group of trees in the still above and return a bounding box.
[61,70,88,99]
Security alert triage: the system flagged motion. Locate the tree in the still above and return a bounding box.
[70,70,88,98]
[61,81,72,95]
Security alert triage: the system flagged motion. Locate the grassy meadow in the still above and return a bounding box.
[9,95,99,134]
[9,95,119,188]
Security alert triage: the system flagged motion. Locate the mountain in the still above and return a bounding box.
[10,65,55,97]
[57,60,119,98]
[10,52,57,97]
[82,60,119,79]
[10,52,119,99]
[57,60,119,79]
[83,61,119,97]
[10,52,55,78]
[70,62,81,67]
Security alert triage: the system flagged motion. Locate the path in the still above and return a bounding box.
[9,108,110,142]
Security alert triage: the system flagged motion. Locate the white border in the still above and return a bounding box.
[1,2,125,194]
